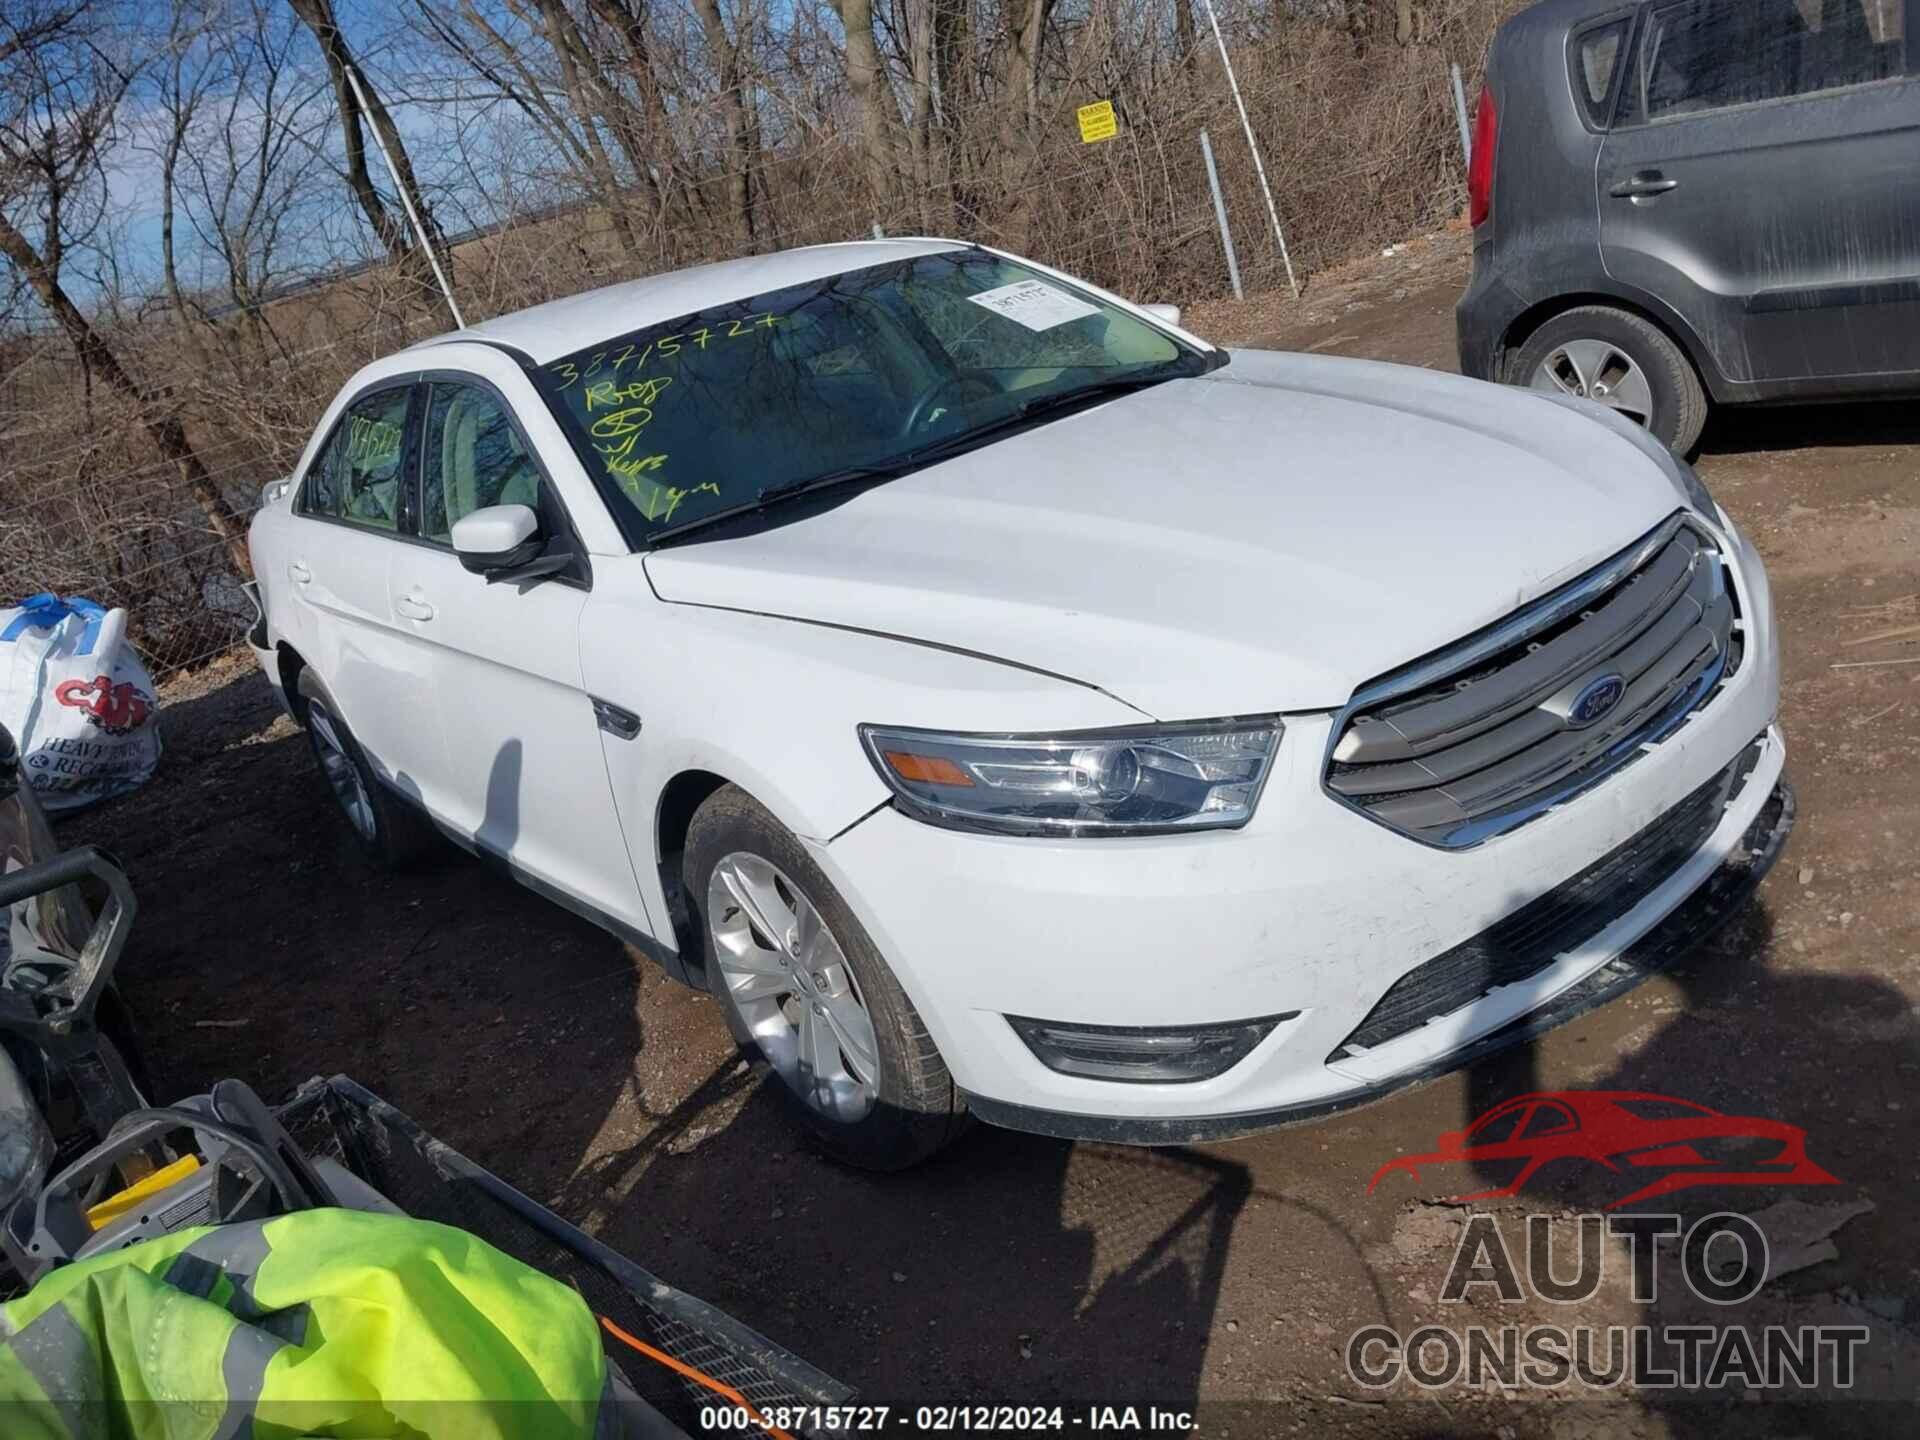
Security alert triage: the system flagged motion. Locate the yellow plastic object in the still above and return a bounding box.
[85,1155,202,1231]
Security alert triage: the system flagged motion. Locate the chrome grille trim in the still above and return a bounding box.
[1323,512,1738,849]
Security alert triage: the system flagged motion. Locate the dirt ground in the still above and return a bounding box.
[63,233,1920,1437]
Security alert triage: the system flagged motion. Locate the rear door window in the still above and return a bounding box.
[1625,0,1907,124]
[300,386,413,533]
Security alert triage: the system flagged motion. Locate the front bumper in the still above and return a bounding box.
[965,778,1792,1143]
[809,521,1784,1141]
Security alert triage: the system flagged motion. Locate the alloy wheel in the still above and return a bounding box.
[1529,339,1655,428]
[308,703,376,841]
[707,852,881,1124]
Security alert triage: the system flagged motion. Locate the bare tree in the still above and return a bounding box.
[992,0,1058,246]
[689,0,761,252]
[833,0,902,213]
[148,0,331,353]
[0,1,252,576]
[285,0,441,264]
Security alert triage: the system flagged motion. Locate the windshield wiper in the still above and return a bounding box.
[643,464,906,548]
[646,359,1213,548]
[1012,365,1199,423]
[647,411,1049,547]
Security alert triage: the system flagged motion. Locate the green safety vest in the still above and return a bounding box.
[0,1207,615,1439]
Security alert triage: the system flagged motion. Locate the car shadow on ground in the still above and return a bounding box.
[1448,895,1919,1431]
[59,666,655,1208]
[551,1068,1399,1413]
[64,666,1366,1411]
[1698,397,1920,457]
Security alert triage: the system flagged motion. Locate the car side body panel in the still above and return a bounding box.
[576,567,1152,962]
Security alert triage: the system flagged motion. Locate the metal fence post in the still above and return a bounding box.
[1197,0,1299,298]
[1199,130,1244,303]
[1451,62,1473,170]
[343,65,464,330]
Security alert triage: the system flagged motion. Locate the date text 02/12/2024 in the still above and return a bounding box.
[700,1405,1198,1432]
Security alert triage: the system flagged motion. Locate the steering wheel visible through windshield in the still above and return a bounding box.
[532,249,1209,542]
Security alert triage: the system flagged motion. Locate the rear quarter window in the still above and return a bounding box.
[1572,18,1632,126]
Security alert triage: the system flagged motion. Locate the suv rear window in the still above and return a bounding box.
[1627,0,1906,123]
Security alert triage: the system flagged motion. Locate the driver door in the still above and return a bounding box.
[386,376,651,931]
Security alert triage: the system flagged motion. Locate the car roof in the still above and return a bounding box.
[1505,0,1641,37]
[410,238,970,366]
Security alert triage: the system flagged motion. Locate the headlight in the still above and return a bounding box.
[859,719,1282,837]
[1672,458,1717,519]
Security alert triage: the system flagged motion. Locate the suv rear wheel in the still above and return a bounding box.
[1512,306,1708,456]
[685,784,967,1170]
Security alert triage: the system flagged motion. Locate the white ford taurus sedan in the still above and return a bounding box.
[246,239,1788,1168]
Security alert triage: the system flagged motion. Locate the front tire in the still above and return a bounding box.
[685,785,966,1170]
[1512,306,1708,456]
[294,670,434,869]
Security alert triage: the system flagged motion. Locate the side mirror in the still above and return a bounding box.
[452,504,543,578]
[1142,303,1182,326]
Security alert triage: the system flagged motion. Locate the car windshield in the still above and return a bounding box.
[531,250,1209,542]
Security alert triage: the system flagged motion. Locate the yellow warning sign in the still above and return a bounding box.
[1077,100,1118,144]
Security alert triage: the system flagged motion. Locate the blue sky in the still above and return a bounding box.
[88,0,516,305]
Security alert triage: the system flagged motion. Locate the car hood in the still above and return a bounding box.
[642,351,1688,719]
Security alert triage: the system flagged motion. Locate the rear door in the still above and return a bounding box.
[386,374,652,931]
[1599,0,1920,390]
[285,383,440,793]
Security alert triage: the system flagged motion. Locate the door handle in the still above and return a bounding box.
[395,592,435,622]
[288,561,311,584]
[1609,172,1679,200]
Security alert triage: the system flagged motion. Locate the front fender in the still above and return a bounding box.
[578,582,1145,944]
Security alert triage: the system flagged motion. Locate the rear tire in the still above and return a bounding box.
[294,670,434,869]
[1511,306,1708,456]
[684,785,967,1170]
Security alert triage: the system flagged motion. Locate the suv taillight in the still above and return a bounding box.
[1468,84,1497,228]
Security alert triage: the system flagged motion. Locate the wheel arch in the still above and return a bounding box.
[654,768,733,988]
[1500,291,1731,402]
[276,642,310,722]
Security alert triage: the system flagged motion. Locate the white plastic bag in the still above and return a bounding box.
[0,594,162,812]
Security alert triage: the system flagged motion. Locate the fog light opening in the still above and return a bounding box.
[1007,1013,1297,1084]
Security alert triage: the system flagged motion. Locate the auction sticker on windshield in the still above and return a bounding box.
[965,279,1101,332]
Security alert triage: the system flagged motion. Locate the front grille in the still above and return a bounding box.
[1326,515,1738,848]
[1329,738,1763,1059]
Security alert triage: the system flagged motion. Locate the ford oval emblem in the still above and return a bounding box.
[1568,674,1627,729]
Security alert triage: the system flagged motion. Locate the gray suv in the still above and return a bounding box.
[1458,0,1919,452]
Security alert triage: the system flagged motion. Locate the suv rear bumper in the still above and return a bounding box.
[1456,261,1526,383]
